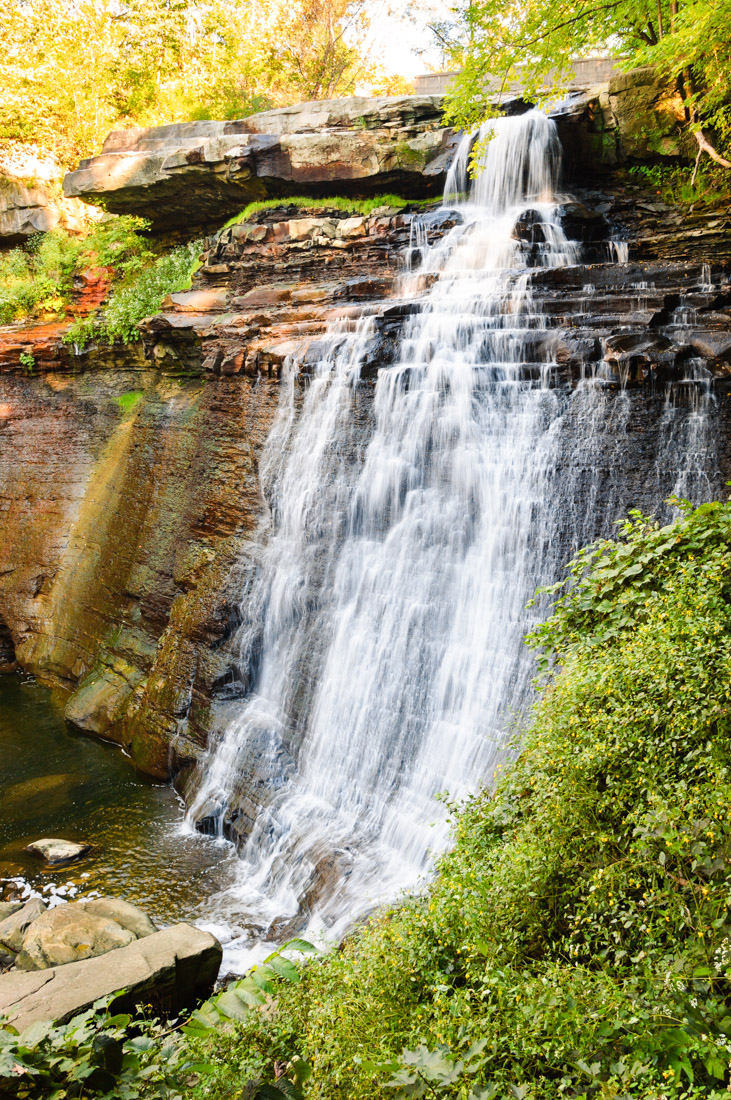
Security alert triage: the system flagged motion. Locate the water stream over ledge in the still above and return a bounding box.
[181,111,722,965]
[1,110,723,977]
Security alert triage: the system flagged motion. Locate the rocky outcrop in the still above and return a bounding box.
[0,896,159,972]
[63,96,458,231]
[0,922,222,1029]
[61,72,708,234]
[0,144,97,244]
[2,192,731,785]
[554,66,696,181]
[16,906,137,970]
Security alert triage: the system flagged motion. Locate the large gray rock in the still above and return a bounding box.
[552,66,696,181]
[63,95,458,231]
[79,897,157,939]
[0,922,222,1029]
[0,902,23,923]
[0,898,46,954]
[25,838,91,864]
[16,904,136,971]
[0,146,94,244]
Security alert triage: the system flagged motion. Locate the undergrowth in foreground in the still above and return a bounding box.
[191,498,731,1100]
[6,497,731,1099]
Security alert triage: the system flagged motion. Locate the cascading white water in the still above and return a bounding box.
[186,110,716,959]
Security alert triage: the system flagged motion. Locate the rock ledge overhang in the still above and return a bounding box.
[62,95,459,230]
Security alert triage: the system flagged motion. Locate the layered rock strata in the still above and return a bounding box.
[2,193,731,788]
[63,96,458,231]
[0,144,97,244]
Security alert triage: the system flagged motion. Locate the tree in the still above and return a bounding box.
[0,0,405,168]
[440,0,731,170]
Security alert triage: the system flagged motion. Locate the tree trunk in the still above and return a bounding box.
[694,128,731,169]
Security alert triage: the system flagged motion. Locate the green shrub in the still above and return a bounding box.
[0,216,156,327]
[64,240,202,348]
[628,163,730,206]
[0,996,182,1099]
[0,230,81,323]
[186,498,731,1100]
[0,941,317,1099]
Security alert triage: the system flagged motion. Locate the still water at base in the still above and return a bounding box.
[0,673,247,969]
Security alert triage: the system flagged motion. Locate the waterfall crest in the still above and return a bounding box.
[185,110,716,956]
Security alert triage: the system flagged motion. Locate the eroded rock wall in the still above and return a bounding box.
[0,346,279,775]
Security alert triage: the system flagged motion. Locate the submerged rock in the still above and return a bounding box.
[15,905,136,971]
[0,923,222,1029]
[25,838,92,865]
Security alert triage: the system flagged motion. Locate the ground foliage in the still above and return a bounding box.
[0,941,315,1099]
[186,497,731,1099]
[0,216,201,344]
[440,0,731,168]
[0,217,157,325]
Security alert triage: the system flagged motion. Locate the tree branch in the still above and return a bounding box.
[509,0,625,50]
[694,128,731,169]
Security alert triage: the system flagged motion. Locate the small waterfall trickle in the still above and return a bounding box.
[185,110,719,960]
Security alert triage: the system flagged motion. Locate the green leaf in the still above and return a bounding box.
[215,990,251,1021]
[267,956,301,983]
[280,937,319,954]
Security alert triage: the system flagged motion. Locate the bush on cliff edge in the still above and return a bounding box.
[189,497,731,1100]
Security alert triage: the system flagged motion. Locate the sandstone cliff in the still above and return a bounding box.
[1,88,731,794]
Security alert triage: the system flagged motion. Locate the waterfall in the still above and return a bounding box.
[185,110,717,957]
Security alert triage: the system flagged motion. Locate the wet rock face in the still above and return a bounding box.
[2,190,731,784]
[63,95,458,232]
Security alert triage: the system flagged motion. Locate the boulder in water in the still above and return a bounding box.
[512,209,547,245]
[0,897,46,953]
[25,838,92,865]
[79,897,157,939]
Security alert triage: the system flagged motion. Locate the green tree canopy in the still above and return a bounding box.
[441,0,731,166]
[0,0,409,168]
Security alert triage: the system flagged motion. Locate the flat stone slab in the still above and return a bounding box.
[25,838,91,865]
[0,922,222,1030]
[63,95,457,231]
